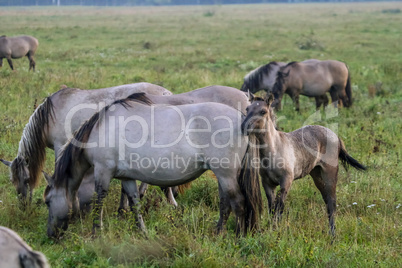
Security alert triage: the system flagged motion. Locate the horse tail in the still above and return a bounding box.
[237,135,263,232]
[339,139,366,171]
[345,68,352,107]
[17,97,55,189]
[177,182,192,194]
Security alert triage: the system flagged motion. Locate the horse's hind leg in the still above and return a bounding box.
[329,88,339,108]
[310,166,338,236]
[121,180,146,232]
[27,52,35,71]
[161,187,178,207]
[315,94,329,110]
[117,184,129,216]
[216,182,231,234]
[214,170,246,236]
[6,57,14,70]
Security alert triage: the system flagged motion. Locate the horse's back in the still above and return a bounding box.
[187,85,249,113]
[85,101,247,183]
[0,226,49,268]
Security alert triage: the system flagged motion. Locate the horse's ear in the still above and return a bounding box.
[266,94,275,107]
[0,159,12,167]
[245,90,255,102]
[42,170,54,186]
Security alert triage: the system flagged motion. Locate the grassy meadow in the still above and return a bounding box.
[0,2,401,267]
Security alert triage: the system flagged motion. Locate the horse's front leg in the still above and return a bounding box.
[274,178,292,218]
[261,178,276,215]
[121,180,146,233]
[0,58,3,67]
[92,167,113,235]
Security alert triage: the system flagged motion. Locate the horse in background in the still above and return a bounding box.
[240,61,286,94]
[271,59,352,111]
[0,226,49,268]
[0,35,39,71]
[241,94,366,235]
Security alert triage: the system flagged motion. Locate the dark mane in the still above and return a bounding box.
[285,61,298,68]
[16,97,55,189]
[241,61,279,91]
[54,93,153,189]
[271,62,296,98]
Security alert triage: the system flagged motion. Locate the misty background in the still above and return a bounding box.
[0,0,391,7]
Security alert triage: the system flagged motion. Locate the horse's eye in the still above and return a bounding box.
[246,107,249,112]
[260,110,267,115]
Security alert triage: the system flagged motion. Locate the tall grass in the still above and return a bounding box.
[0,3,401,267]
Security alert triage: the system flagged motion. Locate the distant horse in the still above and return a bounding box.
[44,94,262,238]
[0,35,39,71]
[0,83,172,212]
[240,61,286,94]
[0,226,49,268]
[271,59,352,111]
[241,94,366,235]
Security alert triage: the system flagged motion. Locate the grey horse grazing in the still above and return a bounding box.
[271,59,352,111]
[240,61,286,94]
[0,35,39,71]
[241,95,366,235]
[44,94,263,238]
[0,226,49,268]
[0,82,172,212]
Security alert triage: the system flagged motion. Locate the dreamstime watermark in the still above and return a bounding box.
[63,100,340,166]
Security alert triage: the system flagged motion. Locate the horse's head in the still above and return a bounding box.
[241,94,274,136]
[43,172,71,239]
[1,157,31,205]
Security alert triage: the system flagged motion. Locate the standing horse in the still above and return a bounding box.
[0,226,49,268]
[44,94,262,238]
[131,85,251,203]
[271,59,352,111]
[241,94,366,235]
[240,61,286,94]
[0,35,39,71]
[0,83,172,211]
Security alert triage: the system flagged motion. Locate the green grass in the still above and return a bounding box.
[0,3,401,267]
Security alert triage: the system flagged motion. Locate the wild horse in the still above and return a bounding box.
[0,35,39,71]
[241,94,366,235]
[271,59,352,111]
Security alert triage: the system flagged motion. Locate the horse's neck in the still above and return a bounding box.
[257,119,281,155]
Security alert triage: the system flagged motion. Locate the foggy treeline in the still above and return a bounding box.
[0,0,385,7]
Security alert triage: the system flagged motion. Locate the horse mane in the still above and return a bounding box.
[242,61,279,91]
[54,93,153,189]
[15,97,55,189]
[270,62,297,98]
